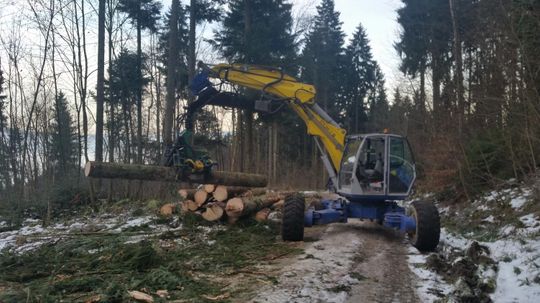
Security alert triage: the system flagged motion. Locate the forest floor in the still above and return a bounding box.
[1,179,539,302]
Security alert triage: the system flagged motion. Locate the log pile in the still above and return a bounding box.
[176,185,284,224]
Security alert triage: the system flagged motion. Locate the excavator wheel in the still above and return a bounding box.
[281,194,305,241]
[407,200,440,252]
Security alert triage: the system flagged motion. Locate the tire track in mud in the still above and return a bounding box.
[251,220,419,303]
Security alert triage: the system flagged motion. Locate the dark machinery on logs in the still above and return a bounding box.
[86,61,440,252]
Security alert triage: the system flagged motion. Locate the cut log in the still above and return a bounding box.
[254,208,271,222]
[213,185,228,202]
[194,190,209,207]
[272,199,285,209]
[184,200,199,212]
[225,197,280,218]
[202,204,224,222]
[159,203,176,216]
[84,162,268,187]
[178,189,196,200]
[203,184,216,193]
[241,188,267,198]
[128,290,154,303]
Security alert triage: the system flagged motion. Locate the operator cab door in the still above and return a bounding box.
[338,135,387,198]
[387,136,416,198]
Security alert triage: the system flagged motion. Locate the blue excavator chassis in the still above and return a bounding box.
[304,199,417,233]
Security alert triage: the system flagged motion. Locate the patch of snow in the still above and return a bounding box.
[483,215,495,223]
[112,216,153,232]
[251,223,364,303]
[499,225,516,238]
[477,204,489,211]
[486,238,540,303]
[485,191,499,202]
[407,247,452,302]
[0,221,6,228]
[510,196,527,209]
[440,228,471,250]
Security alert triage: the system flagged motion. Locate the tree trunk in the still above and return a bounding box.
[95,0,106,162]
[449,0,465,135]
[163,0,180,146]
[225,196,280,218]
[188,0,197,104]
[137,20,143,163]
[85,161,268,187]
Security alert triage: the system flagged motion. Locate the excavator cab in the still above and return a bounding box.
[337,134,416,201]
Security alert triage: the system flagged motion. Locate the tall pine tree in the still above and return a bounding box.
[300,0,345,118]
[213,0,297,173]
[213,0,296,67]
[49,92,78,175]
[341,23,378,132]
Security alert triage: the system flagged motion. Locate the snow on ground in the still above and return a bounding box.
[0,211,184,254]
[252,223,363,303]
[407,181,540,303]
[407,246,452,302]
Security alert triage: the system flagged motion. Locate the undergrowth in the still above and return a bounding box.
[0,214,299,302]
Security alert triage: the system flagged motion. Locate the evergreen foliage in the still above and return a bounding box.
[49,92,78,174]
[213,0,297,67]
[301,0,345,116]
[118,0,162,32]
[341,23,380,132]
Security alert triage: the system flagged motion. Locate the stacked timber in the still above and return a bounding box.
[176,185,283,223]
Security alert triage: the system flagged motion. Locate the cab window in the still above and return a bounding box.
[355,137,386,194]
[339,137,362,189]
[388,137,415,194]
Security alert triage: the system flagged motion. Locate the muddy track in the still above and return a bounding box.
[250,220,419,303]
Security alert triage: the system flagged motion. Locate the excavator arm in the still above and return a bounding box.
[189,62,346,186]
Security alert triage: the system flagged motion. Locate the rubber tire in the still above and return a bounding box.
[408,200,440,252]
[281,194,305,241]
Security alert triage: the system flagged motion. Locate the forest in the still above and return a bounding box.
[0,0,539,220]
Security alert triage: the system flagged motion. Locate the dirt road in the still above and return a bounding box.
[251,220,420,303]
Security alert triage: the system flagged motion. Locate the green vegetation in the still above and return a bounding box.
[0,211,300,302]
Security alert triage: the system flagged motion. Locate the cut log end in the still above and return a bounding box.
[202,204,224,222]
[254,208,272,222]
[213,185,228,202]
[185,200,199,212]
[194,190,209,206]
[159,203,176,216]
[178,189,189,199]
[225,197,244,217]
[203,184,216,193]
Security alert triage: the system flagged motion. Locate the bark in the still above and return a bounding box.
[163,0,180,146]
[95,0,106,162]
[84,161,268,187]
[449,0,465,134]
[188,0,196,103]
[225,196,280,218]
[137,20,143,163]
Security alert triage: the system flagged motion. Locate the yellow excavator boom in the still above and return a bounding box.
[204,63,347,181]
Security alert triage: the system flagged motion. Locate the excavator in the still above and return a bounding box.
[163,61,440,252]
